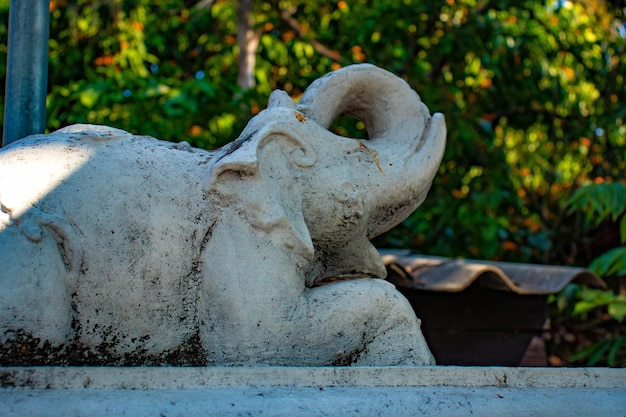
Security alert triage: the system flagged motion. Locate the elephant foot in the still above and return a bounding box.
[350,316,435,366]
[299,279,435,366]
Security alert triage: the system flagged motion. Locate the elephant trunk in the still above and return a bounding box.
[296,64,447,238]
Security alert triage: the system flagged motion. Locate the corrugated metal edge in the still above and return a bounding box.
[380,249,606,294]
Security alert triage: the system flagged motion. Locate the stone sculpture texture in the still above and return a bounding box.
[0,64,446,366]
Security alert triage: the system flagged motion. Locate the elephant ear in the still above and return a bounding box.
[206,114,317,267]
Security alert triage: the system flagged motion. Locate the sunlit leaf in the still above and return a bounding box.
[608,301,626,323]
[78,88,100,108]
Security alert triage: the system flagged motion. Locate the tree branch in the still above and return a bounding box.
[279,7,345,62]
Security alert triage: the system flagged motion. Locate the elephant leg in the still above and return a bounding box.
[294,279,435,366]
[0,224,72,362]
[199,217,433,365]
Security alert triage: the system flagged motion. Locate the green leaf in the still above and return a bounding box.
[567,183,626,228]
[611,183,626,221]
[571,337,625,367]
[588,247,626,277]
[587,341,611,366]
[607,336,625,367]
[569,340,605,364]
[78,87,100,108]
[593,184,612,222]
[571,300,597,316]
[608,299,626,322]
[571,287,621,316]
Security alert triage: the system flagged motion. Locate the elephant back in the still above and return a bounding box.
[0,125,215,358]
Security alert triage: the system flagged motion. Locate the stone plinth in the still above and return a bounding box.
[1,366,624,416]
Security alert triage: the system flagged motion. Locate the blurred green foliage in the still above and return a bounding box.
[0,0,624,266]
[550,282,626,366]
[548,182,626,367]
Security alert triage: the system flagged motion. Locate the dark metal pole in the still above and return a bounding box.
[2,0,50,147]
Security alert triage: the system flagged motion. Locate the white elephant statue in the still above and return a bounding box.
[0,64,445,366]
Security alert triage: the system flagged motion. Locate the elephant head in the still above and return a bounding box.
[207,64,446,286]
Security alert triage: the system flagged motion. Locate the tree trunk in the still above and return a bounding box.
[237,0,260,90]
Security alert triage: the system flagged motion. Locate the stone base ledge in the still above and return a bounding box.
[1,366,624,389]
[1,366,625,416]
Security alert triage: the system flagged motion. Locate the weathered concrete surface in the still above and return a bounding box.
[1,366,624,416]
